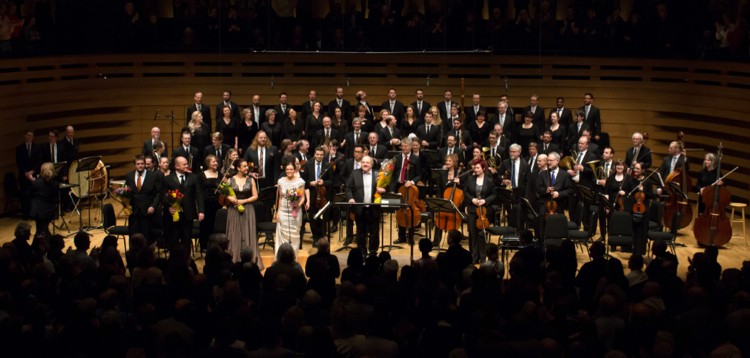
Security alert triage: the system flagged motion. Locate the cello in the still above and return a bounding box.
[693,143,732,246]
[435,164,469,232]
[663,132,694,230]
[396,160,422,229]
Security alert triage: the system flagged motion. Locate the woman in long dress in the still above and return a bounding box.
[226,159,262,268]
[275,160,306,259]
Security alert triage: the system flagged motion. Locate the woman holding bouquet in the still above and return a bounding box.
[275,158,305,259]
[226,159,261,267]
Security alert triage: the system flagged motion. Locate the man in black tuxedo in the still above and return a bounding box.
[381,88,405,122]
[410,88,431,121]
[567,110,589,155]
[354,90,374,122]
[251,94,266,125]
[143,127,167,158]
[625,132,652,169]
[346,155,384,255]
[366,132,387,166]
[245,130,278,191]
[172,131,200,173]
[60,125,80,166]
[539,131,560,155]
[416,112,442,150]
[327,87,352,120]
[437,90,455,123]
[300,90,318,120]
[125,155,161,243]
[485,131,509,163]
[552,97,573,129]
[41,129,65,168]
[215,90,240,122]
[450,118,472,153]
[566,136,598,229]
[340,144,365,244]
[581,129,600,158]
[162,156,204,251]
[390,139,422,244]
[523,94,546,129]
[294,140,311,177]
[186,91,212,132]
[273,92,291,123]
[464,93,486,125]
[494,101,515,144]
[439,134,465,167]
[500,144,530,228]
[304,147,332,242]
[536,152,574,239]
[579,92,602,141]
[16,129,42,220]
[344,118,368,158]
[204,132,231,164]
[313,116,339,148]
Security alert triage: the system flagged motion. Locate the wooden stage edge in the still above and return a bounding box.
[0,198,747,280]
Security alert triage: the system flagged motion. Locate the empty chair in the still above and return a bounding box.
[544,213,569,248]
[608,211,634,253]
[102,203,129,251]
[568,210,598,257]
[648,210,681,255]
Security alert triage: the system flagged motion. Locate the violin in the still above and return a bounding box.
[632,190,647,214]
[545,170,558,217]
[693,143,732,246]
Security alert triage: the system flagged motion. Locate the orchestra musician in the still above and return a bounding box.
[380,115,401,150]
[341,144,366,246]
[172,131,200,173]
[439,134,465,169]
[434,153,463,247]
[536,152,574,216]
[30,162,58,236]
[621,161,658,255]
[390,138,421,245]
[696,153,724,213]
[325,140,345,233]
[464,158,496,264]
[313,116,338,149]
[500,144,530,228]
[126,155,162,245]
[527,153,548,214]
[596,147,615,239]
[567,136,598,229]
[658,140,689,180]
[625,132,652,170]
[303,146,332,243]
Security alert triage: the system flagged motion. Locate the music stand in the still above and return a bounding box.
[334,193,352,251]
[424,197,464,252]
[597,193,614,212]
[667,181,688,201]
[496,188,516,226]
[73,156,102,231]
[380,192,406,251]
[51,161,70,234]
[575,185,597,206]
[430,169,445,197]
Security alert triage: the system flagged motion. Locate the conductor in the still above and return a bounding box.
[345,156,385,256]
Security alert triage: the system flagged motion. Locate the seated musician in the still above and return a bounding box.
[390,138,421,245]
[434,153,462,248]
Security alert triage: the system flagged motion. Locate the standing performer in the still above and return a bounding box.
[275,158,306,259]
[390,138,421,245]
[304,146,332,243]
[226,159,261,267]
[125,155,161,244]
[198,155,223,252]
[163,156,205,251]
[464,159,497,264]
[346,156,384,256]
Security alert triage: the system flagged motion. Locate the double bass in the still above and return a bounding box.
[435,165,469,232]
[663,132,693,230]
[693,143,732,246]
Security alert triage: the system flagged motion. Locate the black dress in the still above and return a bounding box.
[198,172,222,251]
[696,168,719,213]
[517,124,541,153]
[399,118,422,138]
[217,117,239,148]
[237,119,259,154]
[548,124,567,152]
[467,120,491,147]
[305,114,322,142]
[189,123,211,160]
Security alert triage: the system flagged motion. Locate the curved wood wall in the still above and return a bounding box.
[1,53,748,213]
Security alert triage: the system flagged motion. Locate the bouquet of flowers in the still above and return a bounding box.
[165,189,184,222]
[219,182,244,214]
[285,187,304,218]
[374,159,394,203]
[114,186,133,215]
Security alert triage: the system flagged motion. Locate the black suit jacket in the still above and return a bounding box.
[16,143,42,175]
[345,169,380,215]
[567,122,590,152]
[344,130,368,157]
[340,158,360,184]
[379,126,401,147]
[500,157,530,195]
[162,171,204,221]
[625,145,653,169]
[125,170,162,215]
[40,142,66,166]
[303,160,332,210]
[535,168,574,210]
[251,105,266,125]
[59,137,80,164]
[366,144,387,163]
[550,107,573,129]
[30,178,58,220]
[300,100,316,121]
[570,150,598,189]
[327,99,353,121]
[410,101,431,121]
[203,144,231,163]
[216,101,240,122]
[381,100,405,121]
[524,105,546,128]
[464,105,486,125]
[539,142,560,155]
[579,105,601,136]
[186,104,212,132]
[463,174,498,211]
[439,147,465,167]
[658,154,690,180]
[244,145,278,182]
[142,138,167,158]
[313,128,339,148]
[389,153,421,192]
[273,104,291,123]
[437,101,456,123]
[416,124,441,150]
[172,146,201,173]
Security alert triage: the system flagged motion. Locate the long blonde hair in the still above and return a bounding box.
[188,111,203,133]
[429,106,443,127]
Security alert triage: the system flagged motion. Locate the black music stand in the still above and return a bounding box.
[667,181,688,201]
[256,185,278,249]
[51,162,70,234]
[496,188,516,226]
[73,156,102,231]
[334,193,352,251]
[381,192,408,251]
[597,193,614,212]
[424,197,464,252]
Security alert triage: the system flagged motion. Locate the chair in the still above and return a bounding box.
[486,225,520,264]
[256,186,277,249]
[608,211,634,252]
[648,210,681,255]
[544,213,569,248]
[102,203,129,251]
[3,172,20,214]
[648,201,664,232]
[730,202,747,245]
[568,210,598,257]
[209,208,228,243]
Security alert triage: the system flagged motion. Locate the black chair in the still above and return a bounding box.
[608,211,634,252]
[544,213,569,248]
[568,210,599,258]
[102,203,129,251]
[209,208,228,243]
[256,186,277,249]
[648,200,664,232]
[3,172,20,214]
[647,210,681,255]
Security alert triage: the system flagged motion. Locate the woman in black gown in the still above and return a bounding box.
[198,155,225,252]
[517,111,541,154]
[237,108,259,156]
[216,105,238,150]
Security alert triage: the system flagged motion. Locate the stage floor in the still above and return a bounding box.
[1,198,747,279]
